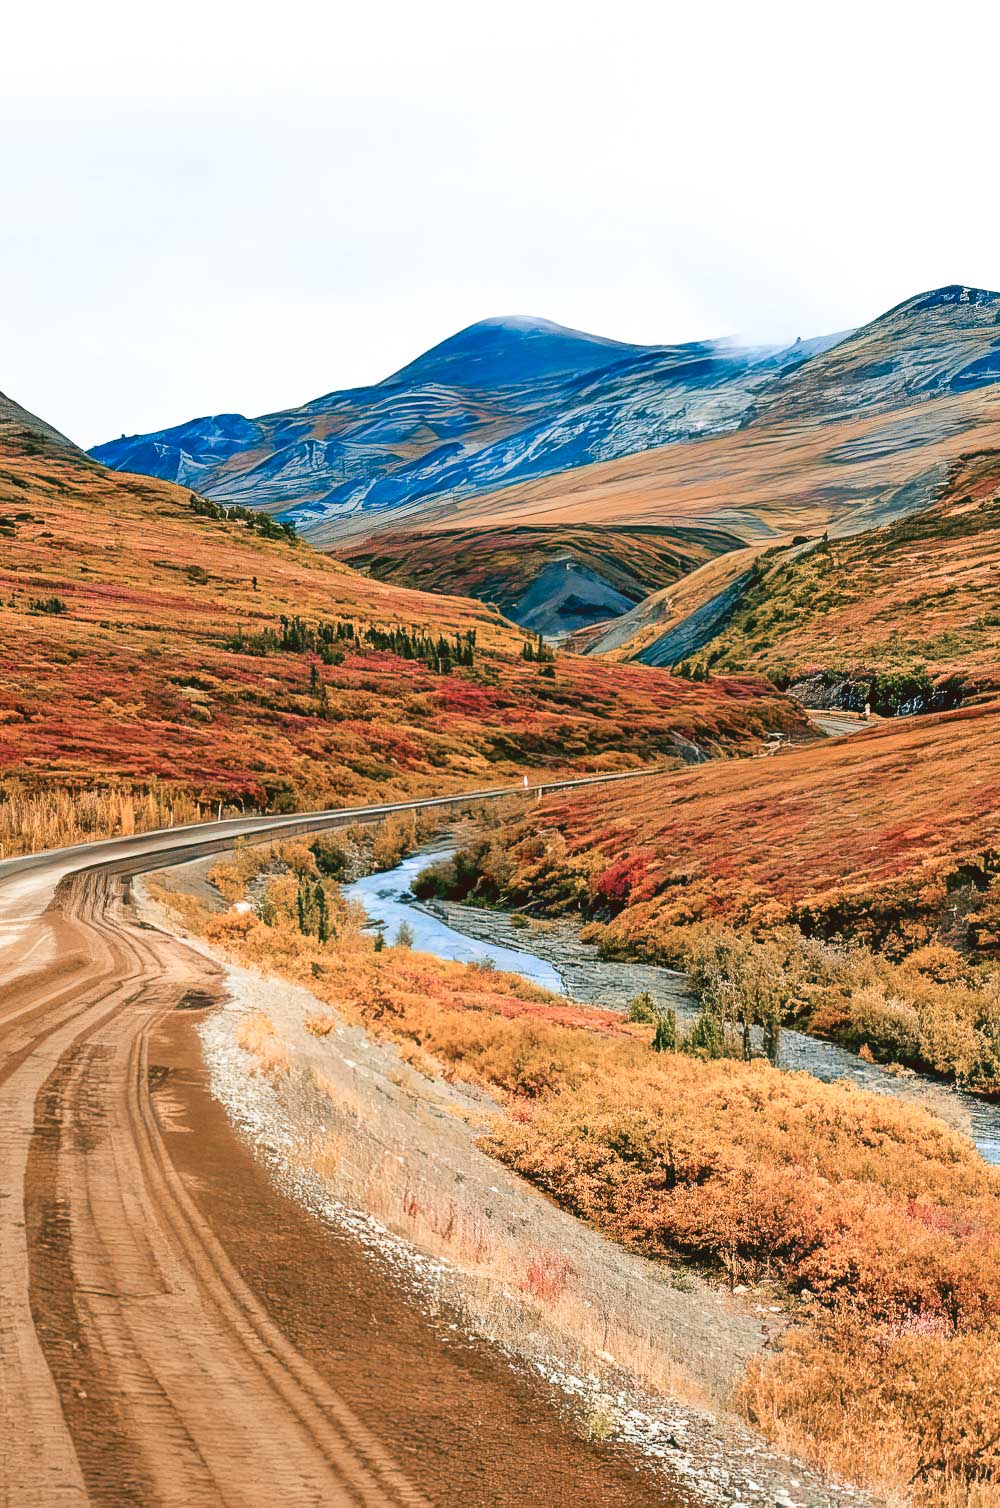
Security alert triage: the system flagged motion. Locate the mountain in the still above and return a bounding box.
[419,287,1000,548]
[90,287,1000,562]
[750,284,1000,426]
[90,316,843,537]
[0,388,803,819]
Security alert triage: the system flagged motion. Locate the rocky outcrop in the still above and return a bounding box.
[636,569,757,667]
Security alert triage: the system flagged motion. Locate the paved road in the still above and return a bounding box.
[0,772,671,1508]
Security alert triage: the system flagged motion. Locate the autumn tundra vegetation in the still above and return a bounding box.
[652,449,1000,697]
[418,701,1000,1091]
[0,403,802,856]
[6,360,1000,1504]
[155,833,1000,1504]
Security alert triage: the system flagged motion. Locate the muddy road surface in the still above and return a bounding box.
[0,780,676,1507]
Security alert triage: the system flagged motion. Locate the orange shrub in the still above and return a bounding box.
[174,864,1000,1501]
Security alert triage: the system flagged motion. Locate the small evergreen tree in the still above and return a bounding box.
[652,1011,677,1052]
[627,991,659,1024]
[684,1008,727,1059]
[316,882,331,943]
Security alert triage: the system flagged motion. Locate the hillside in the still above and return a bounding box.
[658,449,1000,699]
[1,389,87,461]
[581,449,1000,702]
[90,316,842,539]
[333,522,742,636]
[412,699,1000,1091]
[0,393,803,828]
[570,548,763,661]
[421,378,1000,539]
[515,702,1000,936]
[407,287,1000,549]
[428,700,1000,984]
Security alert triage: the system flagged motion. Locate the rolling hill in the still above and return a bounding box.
[630,449,1000,695]
[573,449,1000,708]
[0,388,803,839]
[333,522,742,636]
[436,698,1000,957]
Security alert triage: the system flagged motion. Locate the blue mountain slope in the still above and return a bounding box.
[89,292,1000,542]
[382,314,651,387]
[92,315,841,532]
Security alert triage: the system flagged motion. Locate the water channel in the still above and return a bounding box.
[346,847,1000,1167]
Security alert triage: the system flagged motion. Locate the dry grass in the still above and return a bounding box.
[740,1316,1000,1505]
[0,779,200,859]
[234,1012,292,1078]
[294,1112,705,1408]
[161,842,1000,1502]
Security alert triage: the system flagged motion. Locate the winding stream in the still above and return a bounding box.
[344,850,563,992]
[347,847,1000,1167]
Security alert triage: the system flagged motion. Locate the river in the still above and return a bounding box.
[346,847,1000,1167]
[344,849,563,992]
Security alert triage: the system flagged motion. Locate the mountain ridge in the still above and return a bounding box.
[86,286,1000,563]
[88,313,846,532]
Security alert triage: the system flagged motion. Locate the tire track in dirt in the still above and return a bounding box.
[9,871,425,1506]
[1,784,678,1507]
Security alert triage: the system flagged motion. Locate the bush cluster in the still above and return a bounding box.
[170,846,1000,1502]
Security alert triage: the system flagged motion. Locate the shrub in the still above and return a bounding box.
[682,1008,730,1059]
[626,991,659,1023]
[28,595,68,614]
[171,855,1000,1503]
[740,1316,1000,1500]
[652,1012,677,1052]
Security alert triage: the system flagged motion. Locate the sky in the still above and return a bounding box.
[3,0,999,447]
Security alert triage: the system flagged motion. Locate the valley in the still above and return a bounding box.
[4,280,1000,1508]
[333,521,741,636]
[0,387,799,857]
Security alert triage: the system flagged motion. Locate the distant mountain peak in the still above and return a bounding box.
[883,283,1000,320]
[382,315,654,390]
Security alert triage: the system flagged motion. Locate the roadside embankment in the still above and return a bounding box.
[143,834,1000,1506]
[139,866,877,1508]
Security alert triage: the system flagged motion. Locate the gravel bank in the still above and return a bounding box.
[139,875,876,1508]
[424,897,1000,1161]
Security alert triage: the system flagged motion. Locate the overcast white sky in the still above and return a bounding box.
[3,0,998,446]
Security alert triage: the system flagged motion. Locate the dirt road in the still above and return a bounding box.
[806,709,875,738]
[0,778,675,1507]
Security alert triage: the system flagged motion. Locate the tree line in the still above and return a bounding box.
[189,493,297,544]
[226,612,478,674]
